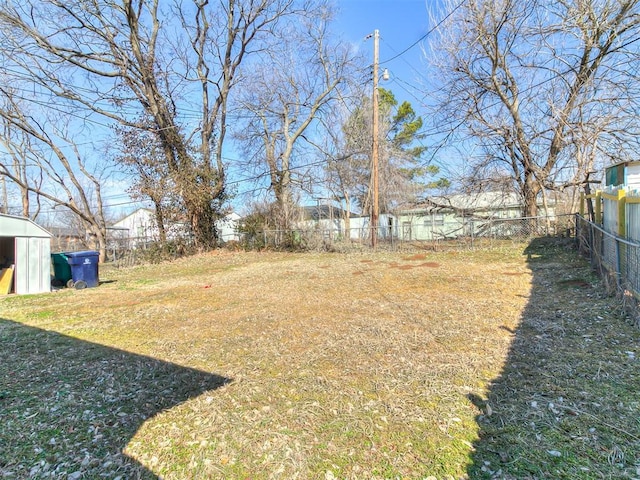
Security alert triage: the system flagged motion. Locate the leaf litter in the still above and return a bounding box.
[0,240,638,479]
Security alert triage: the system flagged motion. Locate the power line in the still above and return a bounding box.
[379,0,467,64]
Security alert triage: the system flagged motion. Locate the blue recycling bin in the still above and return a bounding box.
[65,251,100,289]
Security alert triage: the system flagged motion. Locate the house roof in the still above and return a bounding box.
[0,213,52,238]
[221,212,241,221]
[113,207,154,226]
[403,192,526,214]
[300,205,353,221]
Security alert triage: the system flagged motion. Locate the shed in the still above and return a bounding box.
[605,161,640,189]
[0,214,52,295]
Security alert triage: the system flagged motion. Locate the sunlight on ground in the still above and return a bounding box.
[7,245,633,479]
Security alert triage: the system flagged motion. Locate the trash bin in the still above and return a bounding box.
[65,250,100,289]
[51,253,73,287]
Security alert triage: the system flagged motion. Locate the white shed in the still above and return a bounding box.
[0,214,52,295]
[605,161,640,189]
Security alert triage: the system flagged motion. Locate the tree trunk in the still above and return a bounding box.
[153,200,167,244]
[188,198,218,250]
[343,194,351,238]
[522,173,540,218]
[522,171,540,236]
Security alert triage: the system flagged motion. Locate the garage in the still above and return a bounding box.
[0,213,52,295]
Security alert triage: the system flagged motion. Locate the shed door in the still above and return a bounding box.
[15,237,51,295]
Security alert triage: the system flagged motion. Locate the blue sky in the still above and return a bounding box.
[327,1,459,192]
[115,2,447,218]
[334,0,436,112]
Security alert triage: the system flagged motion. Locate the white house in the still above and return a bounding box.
[393,191,555,241]
[217,212,241,243]
[111,208,167,246]
[110,208,240,247]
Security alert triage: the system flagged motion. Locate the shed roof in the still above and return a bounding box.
[0,213,52,238]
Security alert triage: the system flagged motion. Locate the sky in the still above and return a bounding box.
[334,0,437,112]
[322,0,460,204]
[9,1,449,222]
[223,0,447,214]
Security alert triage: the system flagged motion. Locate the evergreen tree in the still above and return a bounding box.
[333,88,448,215]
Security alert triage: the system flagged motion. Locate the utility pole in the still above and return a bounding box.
[371,29,380,248]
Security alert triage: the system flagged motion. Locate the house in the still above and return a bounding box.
[300,205,347,228]
[110,208,169,247]
[392,192,555,241]
[0,213,52,294]
[348,213,397,241]
[597,161,640,241]
[110,207,240,247]
[217,212,241,243]
[295,204,357,240]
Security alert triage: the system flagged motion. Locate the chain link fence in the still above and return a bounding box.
[576,214,640,302]
[242,215,575,251]
[102,214,575,266]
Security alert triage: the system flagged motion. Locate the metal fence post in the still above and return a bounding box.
[470,219,474,248]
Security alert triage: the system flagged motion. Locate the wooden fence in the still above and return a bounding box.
[582,187,640,240]
[580,187,640,303]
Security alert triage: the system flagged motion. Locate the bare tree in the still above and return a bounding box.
[322,121,359,234]
[326,89,441,216]
[0,121,43,218]
[113,123,177,244]
[0,93,109,258]
[233,1,355,229]
[429,0,640,217]
[0,0,303,249]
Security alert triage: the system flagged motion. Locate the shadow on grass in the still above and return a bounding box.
[467,237,640,479]
[0,318,231,479]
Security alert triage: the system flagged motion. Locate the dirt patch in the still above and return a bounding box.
[419,262,440,268]
[396,265,414,270]
[403,254,428,261]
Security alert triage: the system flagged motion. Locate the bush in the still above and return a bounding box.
[138,238,197,263]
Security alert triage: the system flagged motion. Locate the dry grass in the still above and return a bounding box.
[1,239,638,479]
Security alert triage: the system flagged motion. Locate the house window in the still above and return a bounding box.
[432,214,444,226]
